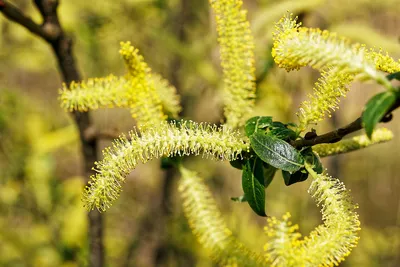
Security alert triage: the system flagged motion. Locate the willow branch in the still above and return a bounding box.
[0,0,58,41]
[292,96,400,149]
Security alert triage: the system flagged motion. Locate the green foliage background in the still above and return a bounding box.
[1,0,400,266]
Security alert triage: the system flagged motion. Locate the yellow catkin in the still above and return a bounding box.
[119,41,166,127]
[313,128,393,157]
[297,69,353,132]
[264,164,360,267]
[59,75,129,112]
[210,0,257,128]
[272,15,394,90]
[179,167,266,266]
[83,121,249,211]
[59,73,180,118]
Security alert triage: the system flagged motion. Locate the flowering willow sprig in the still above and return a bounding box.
[264,163,360,266]
[272,15,394,90]
[313,128,393,157]
[178,167,266,266]
[210,0,257,129]
[84,121,249,211]
[59,42,184,127]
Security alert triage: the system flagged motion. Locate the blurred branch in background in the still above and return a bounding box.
[0,1,104,267]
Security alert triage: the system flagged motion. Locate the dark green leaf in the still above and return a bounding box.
[250,132,304,172]
[302,148,323,174]
[265,121,297,140]
[269,127,297,140]
[282,169,308,186]
[245,116,272,137]
[362,91,396,138]
[160,156,182,169]
[230,158,245,170]
[231,195,247,202]
[242,158,266,216]
[386,71,400,81]
[262,163,276,188]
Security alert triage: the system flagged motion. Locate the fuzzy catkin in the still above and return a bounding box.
[313,128,393,157]
[179,167,266,266]
[84,121,249,211]
[210,0,257,129]
[264,164,360,267]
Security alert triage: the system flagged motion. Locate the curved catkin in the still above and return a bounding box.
[272,15,393,90]
[210,0,257,129]
[300,165,360,266]
[264,164,360,267]
[179,167,266,266]
[83,121,249,211]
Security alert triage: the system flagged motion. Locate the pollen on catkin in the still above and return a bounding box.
[209,0,257,129]
[83,121,249,211]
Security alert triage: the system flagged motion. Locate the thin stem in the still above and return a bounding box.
[292,95,400,149]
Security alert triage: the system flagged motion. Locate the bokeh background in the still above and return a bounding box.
[1,0,400,266]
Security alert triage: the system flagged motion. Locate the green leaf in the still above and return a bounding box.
[231,195,247,202]
[362,91,396,138]
[242,158,266,216]
[302,148,323,174]
[269,127,297,141]
[230,158,245,170]
[282,169,308,186]
[160,156,182,169]
[265,121,297,140]
[250,132,304,172]
[262,162,276,188]
[245,116,272,137]
[386,71,400,81]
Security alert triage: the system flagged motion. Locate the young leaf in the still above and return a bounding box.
[362,91,396,138]
[269,126,297,141]
[242,158,266,216]
[262,162,277,188]
[282,169,308,186]
[231,195,247,202]
[230,158,245,170]
[245,116,272,137]
[250,132,304,172]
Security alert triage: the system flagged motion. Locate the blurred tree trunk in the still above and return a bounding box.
[0,1,104,266]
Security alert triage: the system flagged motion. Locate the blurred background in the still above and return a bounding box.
[1,0,400,266]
